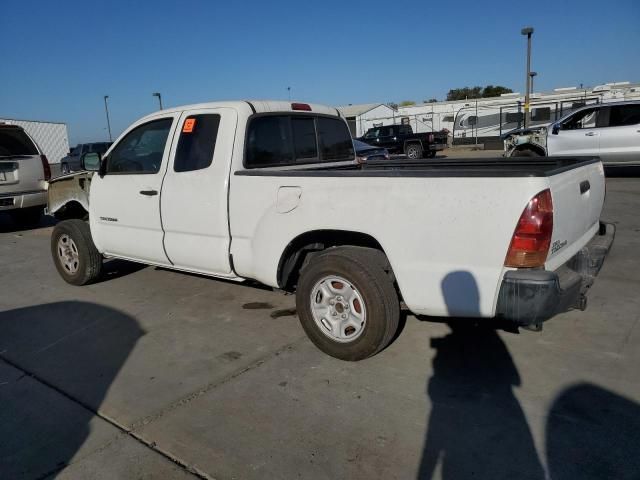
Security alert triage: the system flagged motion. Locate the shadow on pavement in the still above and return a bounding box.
[546,383,640,479]
[0,211,56,234]
[0,301,144,479]
[418,271,545,479]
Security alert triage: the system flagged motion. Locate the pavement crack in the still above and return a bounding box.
[129,336,307,431]
[0,355,210,480]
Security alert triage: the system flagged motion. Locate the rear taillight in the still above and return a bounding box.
[428,133,434,142]
[504,189,553,268]
[40,155,51,181]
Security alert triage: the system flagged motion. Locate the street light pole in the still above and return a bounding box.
[521,26,534,128]
[529,71,538,96]
[153,92,163,110]
[103,95,112,142]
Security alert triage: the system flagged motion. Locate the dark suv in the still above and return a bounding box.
[60,142,111,174]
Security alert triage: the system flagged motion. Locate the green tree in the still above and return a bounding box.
[424,98,438,103]
[387,102,399,110]
[399,100,416,107]
[482,85,513,98]
[446,85,513,101]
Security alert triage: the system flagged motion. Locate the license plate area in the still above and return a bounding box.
[0,162,18,183]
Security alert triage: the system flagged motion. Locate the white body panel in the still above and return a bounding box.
[598,124,640,164]
[547,128,600,156]
[86,100,606,319]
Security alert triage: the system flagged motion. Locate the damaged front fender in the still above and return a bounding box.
[47,171,93,219]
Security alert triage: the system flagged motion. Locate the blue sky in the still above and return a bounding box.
[1,0,638,144]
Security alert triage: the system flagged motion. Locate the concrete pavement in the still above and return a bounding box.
[1,176,639,479]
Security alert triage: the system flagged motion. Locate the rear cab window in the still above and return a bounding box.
[0,127,39,157]
[245,114,353,168]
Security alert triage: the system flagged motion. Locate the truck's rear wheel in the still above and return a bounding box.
[296,247,400,361]
[51,219,103,285]
[405,143,423,159]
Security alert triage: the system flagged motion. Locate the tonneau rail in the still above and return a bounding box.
[235,156,602,178]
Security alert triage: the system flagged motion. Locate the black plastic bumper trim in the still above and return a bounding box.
[495,222,615,326]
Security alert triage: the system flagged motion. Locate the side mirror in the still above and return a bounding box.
[551,123,560,135]
[81,152,101,171]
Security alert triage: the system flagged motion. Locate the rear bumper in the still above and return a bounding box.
[428,143,446,151]
[495,222,615,326]
[0,190,47,211]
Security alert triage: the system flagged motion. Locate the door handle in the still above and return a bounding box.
[139,190,158,196]
[584,132,597,137]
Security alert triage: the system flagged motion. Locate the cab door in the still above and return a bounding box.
[160,107,238,276]
[89,115,177,264]
[548,107,600,156]
[597,104,640,164]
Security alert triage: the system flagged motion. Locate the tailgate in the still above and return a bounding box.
[545,160,606,270]
[0,155,44,195]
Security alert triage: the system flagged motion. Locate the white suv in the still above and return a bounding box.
[0,124,51,225]
[505,101,640,165]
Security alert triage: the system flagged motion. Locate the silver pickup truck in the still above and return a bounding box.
[504,101,640,165]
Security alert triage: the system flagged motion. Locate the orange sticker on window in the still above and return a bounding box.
[183,118,196,133]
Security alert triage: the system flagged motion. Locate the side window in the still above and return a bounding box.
[174,114,221,172]
[107,118,172,174]
[245,116,293,168]
[608,105,640,127]
[317,117,354,161]
[562,108,598,130]
[291,117,317,160]
[364,128,380,139]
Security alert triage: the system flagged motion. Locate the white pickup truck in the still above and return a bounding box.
[49,100,614,360]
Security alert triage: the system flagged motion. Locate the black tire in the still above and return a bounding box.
[10,206,43,226]
[51,219,103,285]
[405,143,423,159]
[296,246,400,361]
[512,148,542,157]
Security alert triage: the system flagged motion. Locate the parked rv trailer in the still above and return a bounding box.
[343,82,640,147]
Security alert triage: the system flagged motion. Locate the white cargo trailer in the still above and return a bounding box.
[0,118,69,164]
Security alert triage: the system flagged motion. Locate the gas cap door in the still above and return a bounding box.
[277,186,302,213]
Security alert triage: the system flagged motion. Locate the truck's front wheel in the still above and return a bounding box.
[296,247,400,361]
[51,219,103,285]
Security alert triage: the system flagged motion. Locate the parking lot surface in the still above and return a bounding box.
[1,175,639,479]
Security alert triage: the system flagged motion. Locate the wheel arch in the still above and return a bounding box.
[510,143,546,157]
[277,229,391,291]
[52,200,89,220]
[404,139,424,152]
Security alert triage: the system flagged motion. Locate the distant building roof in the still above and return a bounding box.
[337,103,386,117]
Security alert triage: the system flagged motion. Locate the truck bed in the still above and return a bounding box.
[235,156,601,178]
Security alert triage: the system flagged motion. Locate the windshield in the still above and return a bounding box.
[0,128,39,156]
[353,139,374,150]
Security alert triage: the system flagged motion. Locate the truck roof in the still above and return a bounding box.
[137,100,341,123]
